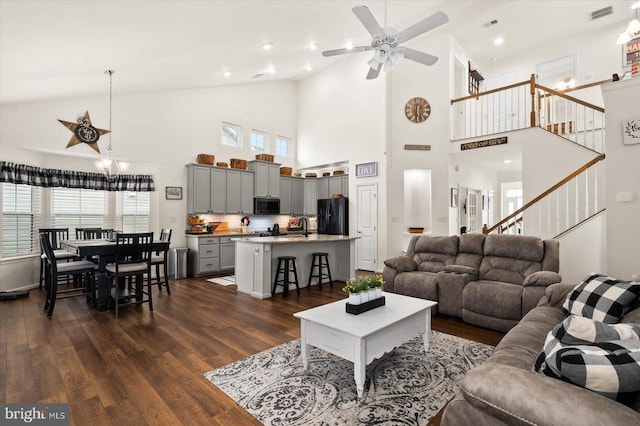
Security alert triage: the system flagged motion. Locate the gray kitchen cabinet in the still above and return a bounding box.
[219,236,235,270]
[328,175,349,197]
[187,164,226,214]
[291,178,304,215]
[303,179,318,216]
[249,160,281,198]
[317,177,329,200]
[279,176,292,214]
[210,168,227,213]
[187,236,220,277]
[227,169,254,214]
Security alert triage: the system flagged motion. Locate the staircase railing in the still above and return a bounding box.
[482,154,606,239]
[451,75,608,153]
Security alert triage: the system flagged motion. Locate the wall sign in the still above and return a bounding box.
[356,162,377,177]
[461,136,508,151]
[623,117,640,145]
[404,144,431,151]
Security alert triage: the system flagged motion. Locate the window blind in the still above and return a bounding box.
[116,191,150,233]
[51,187,108,234]
[1,183,42,257]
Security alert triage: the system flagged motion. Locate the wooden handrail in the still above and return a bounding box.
[450,80,529,104]
[535,83,605,113]
[484,154,606,234]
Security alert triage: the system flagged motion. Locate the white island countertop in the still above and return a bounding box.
[232,234,359,244]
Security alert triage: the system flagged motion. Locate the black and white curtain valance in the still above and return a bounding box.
[0,162,155,192]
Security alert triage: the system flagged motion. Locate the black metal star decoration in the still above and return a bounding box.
[58,111,109,153]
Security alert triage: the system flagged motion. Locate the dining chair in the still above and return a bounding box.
[40,232,97,318]
[105,232,154,318]
[76,228,114,240]
[151,229,172,294]
[38,228,78,289]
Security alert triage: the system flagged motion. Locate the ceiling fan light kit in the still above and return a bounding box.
[322,5,448,79]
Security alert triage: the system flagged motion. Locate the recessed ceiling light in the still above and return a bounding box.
[305,63,313,71]
[262,42,273,51]
[309,43,317,51]
[503,159,512,164]
[223,71,231,77]
[266,66,275,74]
[345,41,353,50]
[632,2,640,10]
[494,37,504,46]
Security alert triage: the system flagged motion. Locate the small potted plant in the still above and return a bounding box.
[342,280,361,305]
[370,275,384,299]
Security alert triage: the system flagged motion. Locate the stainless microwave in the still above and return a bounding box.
[254,197,280,215]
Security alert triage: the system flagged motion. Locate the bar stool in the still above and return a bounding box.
[272,256,300,297]
[307,252,333,289]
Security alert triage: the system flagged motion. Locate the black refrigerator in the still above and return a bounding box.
[317,197,348,235]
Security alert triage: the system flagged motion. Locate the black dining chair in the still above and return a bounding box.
[40,232,97,318]
[38,228,78,289]
[151,228,172,294]
[76,228,114,240]
[105,232,154,319]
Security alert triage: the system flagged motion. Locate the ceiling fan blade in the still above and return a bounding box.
[403,48,439,66]
[322,46,373,57]
[396,11,448,43]
[352,6,384,37]
[366,63,383,80]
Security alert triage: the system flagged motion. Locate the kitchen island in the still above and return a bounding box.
[233,234,359,298]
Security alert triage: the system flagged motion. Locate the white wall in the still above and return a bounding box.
[0,80,297,289]
[602,78,640,281]
[297,54,387,270]
[559,211,607,285]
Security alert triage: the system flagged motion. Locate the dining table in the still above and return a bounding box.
[61,239,171,311]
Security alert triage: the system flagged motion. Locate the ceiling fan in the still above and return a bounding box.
[322,6,448,79]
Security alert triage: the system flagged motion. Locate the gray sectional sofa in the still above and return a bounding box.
[382,233,561,332]
[441,283,640,425]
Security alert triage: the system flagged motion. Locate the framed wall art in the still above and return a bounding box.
[165,186,182,200]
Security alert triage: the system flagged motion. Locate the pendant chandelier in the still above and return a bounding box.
[616,2,640,45]
[95,70,128,179]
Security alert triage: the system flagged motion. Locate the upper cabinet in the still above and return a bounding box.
[280,176,304,215]
[303,179,318,216]
[226,169,254,214]
[187,164,254,214]
[249,160,281,198]
[187,165,226,214]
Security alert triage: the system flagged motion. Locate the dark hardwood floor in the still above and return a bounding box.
[0,276,503,425]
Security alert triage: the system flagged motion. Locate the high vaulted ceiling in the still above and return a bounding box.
[0,0,634,104]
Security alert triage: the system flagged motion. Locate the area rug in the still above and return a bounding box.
[205,331,493,425]
[206,275,236,286]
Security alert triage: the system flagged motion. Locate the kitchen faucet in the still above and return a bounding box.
[299,217,309,237]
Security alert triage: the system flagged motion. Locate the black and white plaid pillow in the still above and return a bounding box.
[563,273,640,323]
[553,315,640,345]
[536,338,640,403]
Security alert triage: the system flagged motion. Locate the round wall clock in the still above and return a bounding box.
[405,97,431,123]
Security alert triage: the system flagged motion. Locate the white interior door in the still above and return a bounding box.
[356,183,377,271]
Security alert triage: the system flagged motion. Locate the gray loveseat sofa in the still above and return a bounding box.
[382,233,561,332]
[441,283,640,425]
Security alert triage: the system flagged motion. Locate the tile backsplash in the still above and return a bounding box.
[197,213,317,233]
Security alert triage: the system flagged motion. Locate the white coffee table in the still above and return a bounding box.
[293,292,437,399]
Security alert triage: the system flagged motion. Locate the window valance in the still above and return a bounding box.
[0,162,155,192]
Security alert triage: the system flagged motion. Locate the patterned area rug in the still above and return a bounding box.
[205,331,493,425]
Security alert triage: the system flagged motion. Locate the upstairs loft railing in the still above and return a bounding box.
[451,75,609,153]
[482,154,606,239]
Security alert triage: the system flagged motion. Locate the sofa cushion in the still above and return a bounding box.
[536,337,640,404]
[394,271,439,301]
[411,235,458,273]
[555,315,640,345]
[479,256,542,285]
[484,234,544,263]
[563,273,640,323]
[383,256,417,272]
[463,280,522,320]
[523,270,562,287]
